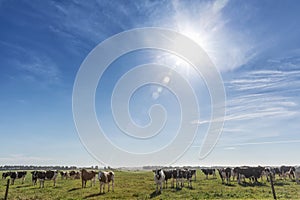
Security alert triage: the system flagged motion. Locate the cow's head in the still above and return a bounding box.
[154,169,162,180]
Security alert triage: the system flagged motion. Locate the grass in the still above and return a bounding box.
[0,170,299,199]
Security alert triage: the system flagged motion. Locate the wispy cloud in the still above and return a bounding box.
[0,41,61,85]
[170,0,256,72]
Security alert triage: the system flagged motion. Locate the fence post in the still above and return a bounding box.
[269,173,277,200]
[4,179,10,200]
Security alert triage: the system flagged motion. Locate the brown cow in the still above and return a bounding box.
[81,169,97,188]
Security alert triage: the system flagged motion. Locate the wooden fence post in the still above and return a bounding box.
[4,179,10,200]
[269,173,277,200]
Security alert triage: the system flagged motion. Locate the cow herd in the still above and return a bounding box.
[153,165,300,194]
[1,169,115,194]
[1,165,300,195]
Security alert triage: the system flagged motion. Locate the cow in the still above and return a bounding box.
[231,168,238,181]
[81,169,97,188]
[264,167,276,182]
[98,171,115,194]
[60,171,69,180]
[218,168,231,184]
[280,166,295,180]
[153,169,165,194]
[234,166,264,184]
[69,170,81,179]
[8,171,27,185]
[2,172,10,179]
[162,169,173,188]
[190,169,197,181]
[31,171,38,185]
[295,166,300,184]
[201,168,216,179]
[31,170,58,188]
[183,169,194,188]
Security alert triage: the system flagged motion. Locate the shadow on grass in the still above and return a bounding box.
[150,191,161,198]
[273,181,290,186]
[16,184,31,188]
[68,187,81,192]
[239,181,266,187]
[223,183,235,187]
[83,192,105,199]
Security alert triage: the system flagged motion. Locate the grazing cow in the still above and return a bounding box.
[81,169,97,188]
[31,170,58,188]
[280,166,295,180]
[9,171,27,185]
[201,168,216,179]
[235,166,264,184]
[218,168,231,184]
[98,171,115,194]
[295,166,300,184]
[60,171,69,180]
[153,169,165,194]
[2,172,10,179]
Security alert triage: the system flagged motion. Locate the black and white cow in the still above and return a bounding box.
[31,170,58,188]
[201,168,216,179]
[7,171,27,185]
[280,166,295,180]
[162,169,173,188]
[2,172,10,179]
[98,171,115,194]
[60,171,69,180]
[153,169,165,194]
[218,167,231,184]
[264,167,274,182]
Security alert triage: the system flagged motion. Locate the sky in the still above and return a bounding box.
[0,0,300,167]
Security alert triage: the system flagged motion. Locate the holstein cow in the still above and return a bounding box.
[234,166,264,184]
[280,166,295,180]
[162,169,173,188]
[264,167,276,182]
[69,170,81,179]
[218,168,231,184]
[2,172,10,179]
[60,171,69,180]
[31,170,58,188]
[9,171,27,185]
[98,171,115,194]
[81,169,97,188]
[201,168,216,179]
[295,166,300,184]
[153,169,165,194]
[183,168,194,188]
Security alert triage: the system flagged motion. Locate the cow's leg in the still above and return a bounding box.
[108,182,110,192]
[156,183,158,193]
[54,179,56,186]
[112,179,114,192]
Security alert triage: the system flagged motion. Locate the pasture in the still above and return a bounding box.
[0,170,299,200]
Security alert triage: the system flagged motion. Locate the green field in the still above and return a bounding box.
[0,170,299,200]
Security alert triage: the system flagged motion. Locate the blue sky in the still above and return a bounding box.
[0,0,300,167]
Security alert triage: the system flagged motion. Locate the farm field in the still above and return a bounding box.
[0,170,299,200]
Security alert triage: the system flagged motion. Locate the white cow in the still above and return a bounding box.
[295,166,300,184]
[153,169,165,194]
